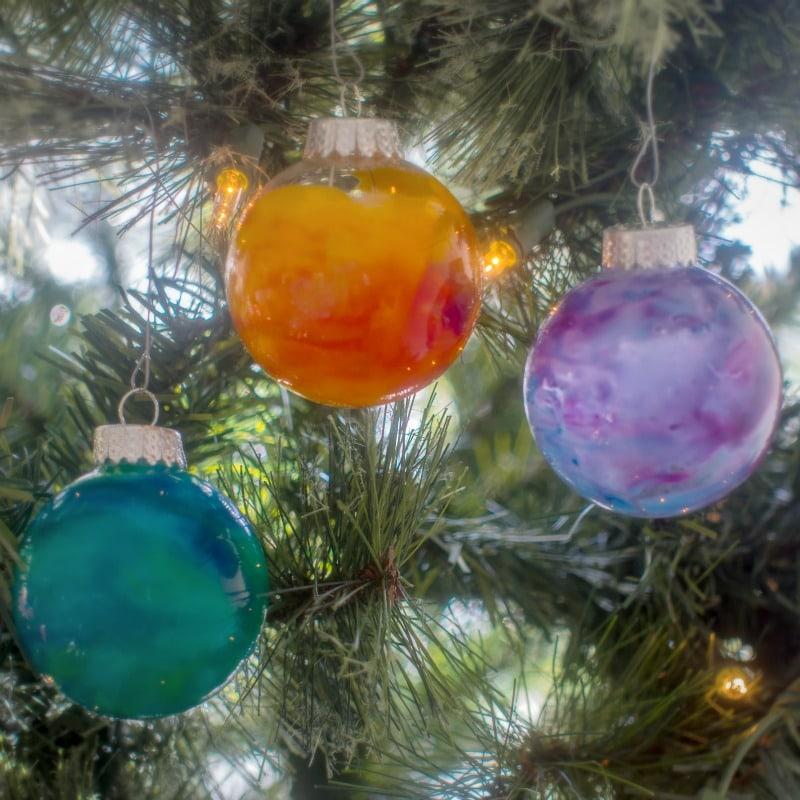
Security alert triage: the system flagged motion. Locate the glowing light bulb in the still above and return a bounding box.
[212,168,249,229]
[715,666,752,700]
[483,238,518,278]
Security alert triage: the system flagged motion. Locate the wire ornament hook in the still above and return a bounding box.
[118,387,160,426]
[130,351,151,392]
[329,0,365,118]
[119,105,161,426]
[637,183,663,227]
[629,57,664,225]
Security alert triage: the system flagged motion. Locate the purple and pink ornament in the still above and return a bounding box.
[524,224,782,518]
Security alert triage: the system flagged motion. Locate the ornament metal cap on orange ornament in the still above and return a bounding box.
[303,117,403,161]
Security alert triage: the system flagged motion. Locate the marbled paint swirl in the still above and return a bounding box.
[524,267,782,517]
[13,464,268,718]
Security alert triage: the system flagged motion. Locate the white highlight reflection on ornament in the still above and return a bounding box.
[44,238,102,285]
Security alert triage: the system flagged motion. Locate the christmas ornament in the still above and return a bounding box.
[524,224,782,518]
[226,118,482,407]
[12,403,268,718]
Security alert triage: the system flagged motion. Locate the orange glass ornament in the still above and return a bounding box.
[226,118,482,407]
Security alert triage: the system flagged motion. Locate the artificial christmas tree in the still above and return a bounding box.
[0,1,799,798]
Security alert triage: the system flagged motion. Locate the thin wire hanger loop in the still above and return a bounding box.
[118,388,160,426]
[629,54,664,226]
[328,0,365,117]
[122,105,161,425]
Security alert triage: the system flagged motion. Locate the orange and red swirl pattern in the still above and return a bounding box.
[226,164,481,407]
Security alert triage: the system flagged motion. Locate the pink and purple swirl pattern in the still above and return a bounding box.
[524,267,782,517]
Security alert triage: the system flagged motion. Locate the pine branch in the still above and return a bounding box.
[348,613,771,799]
[219,400,496,768]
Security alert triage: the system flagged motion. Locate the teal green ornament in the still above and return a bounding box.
[12,420,268,719]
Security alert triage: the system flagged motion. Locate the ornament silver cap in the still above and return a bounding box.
[303,118,403,161]
[602,223,697,270]
[94,387,186,468]
[93,424,187,468]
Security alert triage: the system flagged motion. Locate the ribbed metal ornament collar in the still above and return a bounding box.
[303,118,403,161]
[602,223,697,270]
[93,425,186,468]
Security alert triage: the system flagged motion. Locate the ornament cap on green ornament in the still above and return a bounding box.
[93,423,187,467]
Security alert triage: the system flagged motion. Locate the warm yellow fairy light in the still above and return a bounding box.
[212,168,249,229]
[216,167,249,194]
[483,238,518,278]
[715,666,751,700]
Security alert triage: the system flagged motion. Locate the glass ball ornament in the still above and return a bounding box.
[226,118,482,407]
[12,422,268,718]
[524,224,782,518]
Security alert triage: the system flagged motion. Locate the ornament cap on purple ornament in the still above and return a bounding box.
[602,223,697,271]
[525,224,782,518]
